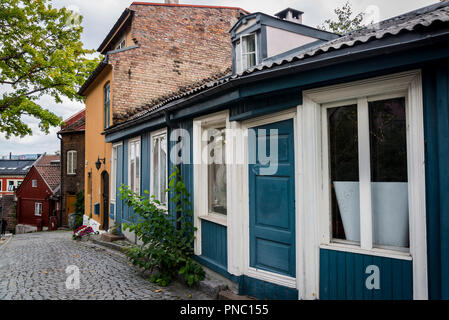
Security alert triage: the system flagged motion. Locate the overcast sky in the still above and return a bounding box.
[0,0,437,157]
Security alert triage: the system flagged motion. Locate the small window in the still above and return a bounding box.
[151,130,168,205]
[7,181,15,191]
[67,150,77,175]
[193,111,230,224]
[0,181,2,191]
[207,127,227,215]
[115,38,126,50]
[17,181,22,187]
[129,138,141,195]
[104,83,111,129]
[35,203,42,216]
[236,33,258,73]
[32,180,37,188]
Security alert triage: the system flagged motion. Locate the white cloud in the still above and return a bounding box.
[2,0,437,156]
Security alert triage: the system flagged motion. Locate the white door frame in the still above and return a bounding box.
[236,108,300,291]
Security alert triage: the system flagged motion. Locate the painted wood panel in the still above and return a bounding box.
[249,119,296,277]
[422,64,449,300]
[201,219,228,270]
[239,275,298,300]
[320,249,413,300]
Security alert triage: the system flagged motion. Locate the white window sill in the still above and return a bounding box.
[199,213,227,227]
[320,243,412,261]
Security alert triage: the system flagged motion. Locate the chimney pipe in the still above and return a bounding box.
[275,8,304,25]
[165,0,179,4]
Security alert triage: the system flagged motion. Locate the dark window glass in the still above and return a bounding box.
[328,105,359,241]
[369,98,409,248]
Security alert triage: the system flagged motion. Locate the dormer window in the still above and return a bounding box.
[235,33,258,73]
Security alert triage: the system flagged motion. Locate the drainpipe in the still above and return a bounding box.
[57,132,63,228]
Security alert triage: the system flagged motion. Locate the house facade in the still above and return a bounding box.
[0,159,36,197]
[58,110,85,227]
[79,1,248,232]
[16,155,61,230]
[105,2,449,300]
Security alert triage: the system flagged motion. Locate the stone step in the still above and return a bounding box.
[218,290,256,301]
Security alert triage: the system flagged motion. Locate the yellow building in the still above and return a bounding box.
[79,2,246,231]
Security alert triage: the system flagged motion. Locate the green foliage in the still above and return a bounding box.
[0,0,100,137]
[72,191,84,230]
[120,166,205,287]
[318,1,365,35]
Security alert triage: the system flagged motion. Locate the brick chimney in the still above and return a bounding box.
[165,0,179,4]
[275,8,304,24]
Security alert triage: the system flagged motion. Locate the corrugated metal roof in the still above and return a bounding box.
[105,1,449,134]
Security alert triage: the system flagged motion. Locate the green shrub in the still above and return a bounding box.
[120,166,204,287]
[72,191,85,230]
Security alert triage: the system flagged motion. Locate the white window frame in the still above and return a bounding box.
[150,128,168,207]
[0,180,2,191]
[128,137,141,195]
[115,38,126,50]
[301,70,427,300]
[237,33,258,73]
[32,179,37,188]
[67,150,77,175]
[35,202,42,216]
[193,110,232,255]
[7,180,16,191]
[110,143,122,220]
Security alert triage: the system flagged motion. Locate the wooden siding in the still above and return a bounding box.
[201,220,228,270]
[239,275,298,300]
[423,64,449,300]
[320,249,413,300]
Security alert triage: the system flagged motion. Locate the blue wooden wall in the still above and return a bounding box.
[423,65,449,300]
[201,220,228,270]
[320,249,413,300]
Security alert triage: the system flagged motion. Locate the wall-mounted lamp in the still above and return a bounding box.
[95,157,106,171]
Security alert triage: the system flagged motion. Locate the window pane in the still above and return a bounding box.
[244,34,256,53]
[160,136,167,204]
[208,128,227,215]
[369,98,409,248]
[153,138,160,200]
[328,105,359,242]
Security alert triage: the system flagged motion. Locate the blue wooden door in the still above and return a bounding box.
[249,119,296,277]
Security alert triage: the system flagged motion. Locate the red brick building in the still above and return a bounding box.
[58,110,85,227]
[16,155,61,230]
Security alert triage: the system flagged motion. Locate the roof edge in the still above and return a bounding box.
[131,2,250,14]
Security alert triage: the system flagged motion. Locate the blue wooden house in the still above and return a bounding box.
[103,2,449,300]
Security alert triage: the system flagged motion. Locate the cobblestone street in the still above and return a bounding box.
[0,231,211,300]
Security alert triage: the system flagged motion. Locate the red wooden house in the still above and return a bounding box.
[16,155,61,230]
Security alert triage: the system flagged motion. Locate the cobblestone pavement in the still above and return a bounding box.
[0,231,211,300]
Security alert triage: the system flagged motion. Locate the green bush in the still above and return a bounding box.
[120,166,205,287]
[72,191,85,230]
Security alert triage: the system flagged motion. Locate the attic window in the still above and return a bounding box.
[235,33,258,73]
[116,38,126,50]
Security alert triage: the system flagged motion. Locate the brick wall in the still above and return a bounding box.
[1,195,16,233]
[109,4,243,120]
[60,131,85,226]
